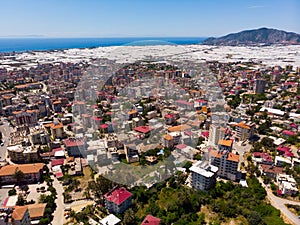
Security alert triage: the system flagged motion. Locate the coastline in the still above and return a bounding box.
[0,37,206,53]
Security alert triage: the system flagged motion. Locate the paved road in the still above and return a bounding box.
[258,177,300,225]
[52,176,65,225]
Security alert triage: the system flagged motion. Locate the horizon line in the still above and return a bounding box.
[0,35,210,39]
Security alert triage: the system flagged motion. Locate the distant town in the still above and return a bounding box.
[0,44,299,225]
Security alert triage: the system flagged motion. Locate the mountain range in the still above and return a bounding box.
[203,28,300,46]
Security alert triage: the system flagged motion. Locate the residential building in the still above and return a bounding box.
[50,121,64,139]
[169,132,181,145]
[64,138,86,157]
[210,149,239,181]
[175,100,194,110]
[29,126,49,145]
[0,163,44,185]
[190,160,218,191]
[208,123,225,146]
[259,164,283,178]
[277,174,298,195]
[104,187,132,214]
[252,152,273,165]
[105,133,119,149]
[128,109,138,120]
[132,117,144,128]
[7,145,39,163]
[162,134,174,149]
[0,206,31,225]
[52,100,62,113]
[235,122,255,141]
[124,144,139,163]
[175,144,197,160]
[275,156,292,167]
[12,110,37,126]
[254,78,266,94]
[141,215,161,225]
[218,139,233,152]
[100,214,121,225]
[164,113,176,125]
[134,126,151,137]
[12,206,31,225]
[27,203,47,222]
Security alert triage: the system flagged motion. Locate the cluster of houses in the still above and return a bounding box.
[0,53,299,224]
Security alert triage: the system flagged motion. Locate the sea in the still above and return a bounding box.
[0,37,206,53]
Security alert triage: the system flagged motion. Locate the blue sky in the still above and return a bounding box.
[0,0,299,37]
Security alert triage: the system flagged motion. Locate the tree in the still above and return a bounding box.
[38,194,48,203]
[14,168,24,183]
[247,211,265,225]
[123,209,138,225]
[83,188,91,199]
[16,195,25,206]
[39,218,50,225]
[63,191,72,203]
[20,185,29,193]
[8,188,16,196]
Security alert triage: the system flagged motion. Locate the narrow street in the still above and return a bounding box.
[52,176,65,225]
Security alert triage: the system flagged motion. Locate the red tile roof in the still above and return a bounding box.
[176,143,187,150]
[260,164,283,175]
[201,131,209,138]
[164,113,175,119]
[92,116,103,121]
[253,152,273,162]
[51,158,64,167]
[141,215,161,225]
[134,126,151,134]
[282,130,295,136]
[104,187,132,206]
[52,147,63,153]
[100,124,108,129]
[55,172,64,178]
[64,138,85,147]
[175,99,194,106]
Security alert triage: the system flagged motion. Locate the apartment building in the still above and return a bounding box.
[190,160,218,191]
[104,187,132,214]
[235,121,255,141]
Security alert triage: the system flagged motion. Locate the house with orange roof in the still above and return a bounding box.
[0,163,44,185]
[50,121,64,139]
[218,139,233,151]
[27,203,47,222]
[11,206,31,225]
[162,134,174,149]
[167,124,191,133]
[128,109,138,120]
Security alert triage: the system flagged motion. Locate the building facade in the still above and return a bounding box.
[104,187,132,214]
[190,160,218,191]
[0,163,44,185]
